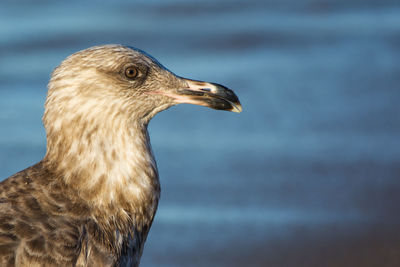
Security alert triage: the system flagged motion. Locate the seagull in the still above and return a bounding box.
[0,45,242,267]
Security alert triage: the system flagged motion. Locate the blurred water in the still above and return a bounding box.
[1,1,400,266]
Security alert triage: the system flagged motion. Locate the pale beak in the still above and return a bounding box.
[169,78,242,113]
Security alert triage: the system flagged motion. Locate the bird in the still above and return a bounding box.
[0,44,242,267]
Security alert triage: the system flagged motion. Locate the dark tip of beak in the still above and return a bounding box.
[211,83,242,113]
[173,79,242,113]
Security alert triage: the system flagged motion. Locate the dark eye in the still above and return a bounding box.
[125,66,139,79]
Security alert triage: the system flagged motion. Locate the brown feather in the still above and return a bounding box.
[0,44,241,266]
[0,45,171,266]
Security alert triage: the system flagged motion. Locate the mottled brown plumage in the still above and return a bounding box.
[0,45,241,267]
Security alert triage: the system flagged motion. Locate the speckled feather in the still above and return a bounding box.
[0,45,183,267]
[0,45,241,267]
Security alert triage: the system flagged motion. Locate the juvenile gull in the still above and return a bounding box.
[0,45,242,267]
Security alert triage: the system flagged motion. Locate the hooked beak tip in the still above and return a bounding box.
[176,79,243,113]
[231,102,243,113]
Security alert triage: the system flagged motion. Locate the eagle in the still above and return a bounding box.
[0,45,242,267]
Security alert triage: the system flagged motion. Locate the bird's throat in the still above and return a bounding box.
[43,114,161,225]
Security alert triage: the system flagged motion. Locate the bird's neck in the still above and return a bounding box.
[43,114,160,230]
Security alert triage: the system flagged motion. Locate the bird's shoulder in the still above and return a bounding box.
[0,163,116,266]
[0,162,141,266]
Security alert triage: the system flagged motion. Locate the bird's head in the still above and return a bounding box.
[42,45,242,205]
[45,44,241,129]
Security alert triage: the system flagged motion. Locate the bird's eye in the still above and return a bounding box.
[125,67,139,79]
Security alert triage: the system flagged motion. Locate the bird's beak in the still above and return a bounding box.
[167,78,242,113]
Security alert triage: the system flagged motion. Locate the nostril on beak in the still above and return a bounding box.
[200,88,212,92]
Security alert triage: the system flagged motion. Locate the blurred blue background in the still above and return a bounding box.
[1,0,400,266]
